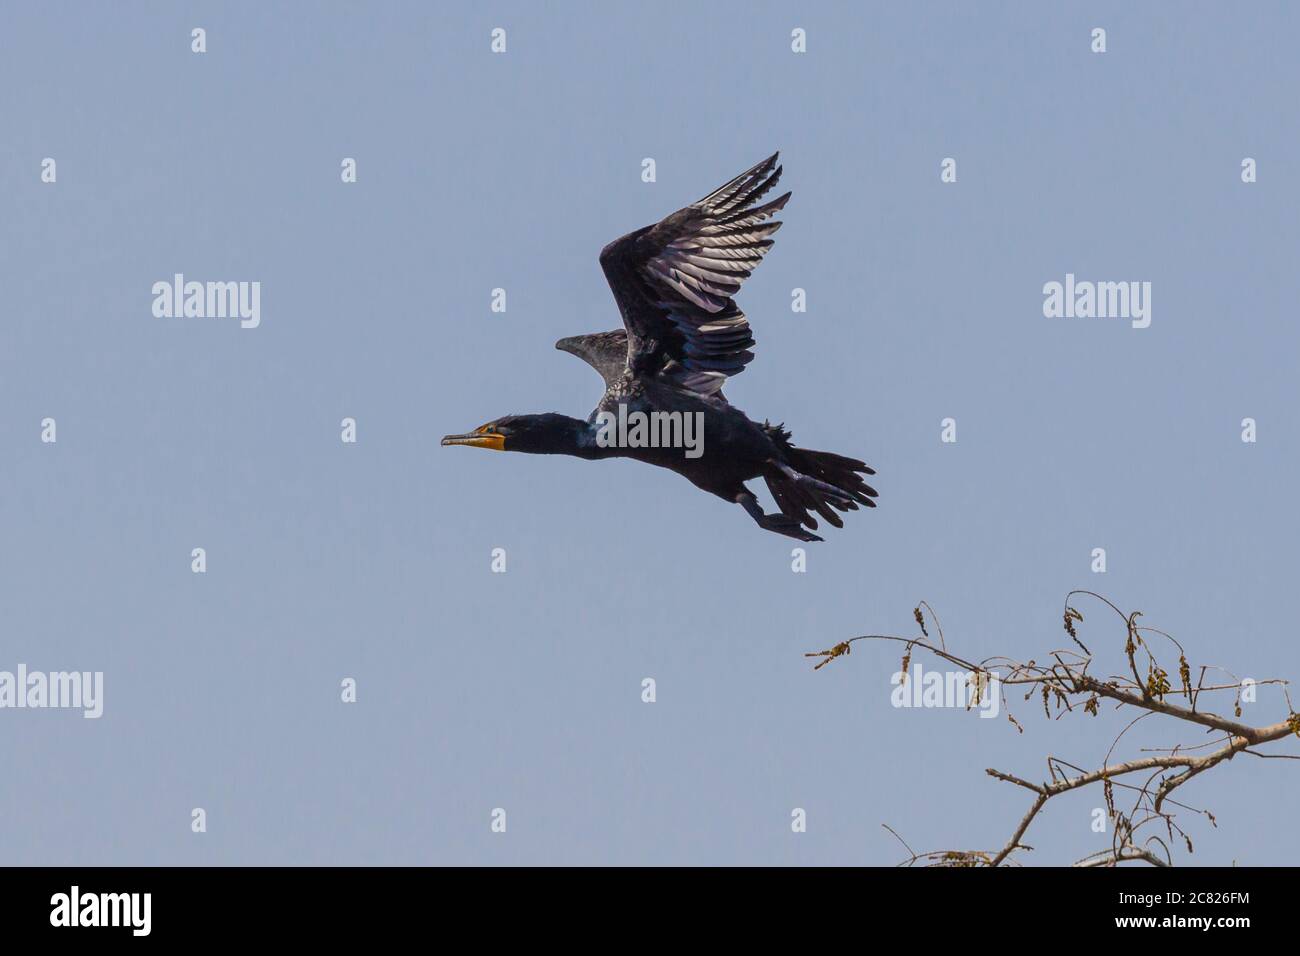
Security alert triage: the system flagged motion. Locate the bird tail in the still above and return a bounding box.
[761,424,878,532]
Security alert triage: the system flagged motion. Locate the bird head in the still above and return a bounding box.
[441,413,586,455]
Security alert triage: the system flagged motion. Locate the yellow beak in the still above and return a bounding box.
[441,429,505,451]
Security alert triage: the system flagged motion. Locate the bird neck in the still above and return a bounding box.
[523,414,606,459]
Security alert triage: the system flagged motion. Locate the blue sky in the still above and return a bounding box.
[1,1,1297,864]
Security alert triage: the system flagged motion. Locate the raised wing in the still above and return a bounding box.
[555,330,628,389]
[598,153,790,397]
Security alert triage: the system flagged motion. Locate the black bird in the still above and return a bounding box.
[442,153,877,541]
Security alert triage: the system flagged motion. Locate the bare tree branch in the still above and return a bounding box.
[811,593,1298,866]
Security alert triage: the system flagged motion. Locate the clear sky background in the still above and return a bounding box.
[2,2,1297,865]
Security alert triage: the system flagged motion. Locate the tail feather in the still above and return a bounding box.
[791,448,879,505]
[761,423,878,533]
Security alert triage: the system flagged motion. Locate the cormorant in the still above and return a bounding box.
[442,153,877,541]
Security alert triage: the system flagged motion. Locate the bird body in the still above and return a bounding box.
[444,154,877,542]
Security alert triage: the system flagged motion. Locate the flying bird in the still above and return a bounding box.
[442,153,877,541]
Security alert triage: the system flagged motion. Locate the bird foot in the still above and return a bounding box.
[761,513,824,543]
[736,489,823,542]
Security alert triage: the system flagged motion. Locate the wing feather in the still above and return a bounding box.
[598,153,791,399]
